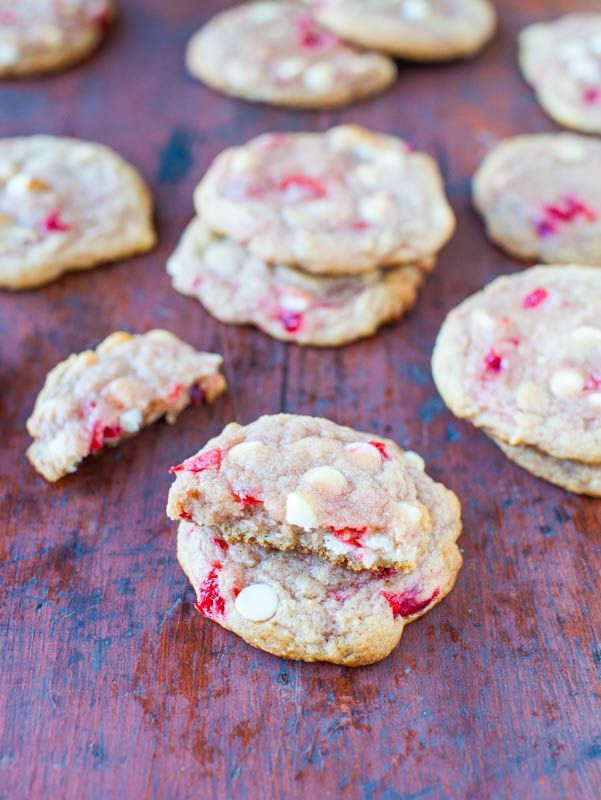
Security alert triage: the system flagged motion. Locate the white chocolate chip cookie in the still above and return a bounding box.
[519,14,601,135]
[195,126,455,274]
[0,0,114,77]
[27,330,226,482]
[176,448,462,666]
[167,414,460,574]
[186,1,396,109]
[432,266,601,468]
[0,136,156,290]
[167,216,433,347]
[473,134,601,266]
[301,0,496,61]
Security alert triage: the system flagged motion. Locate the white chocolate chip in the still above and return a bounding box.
[226,62,261,89]
[5,173,36,197]
[302,62,335,91]
[234,584,278,622]
[324,534,353,555]
[589,34,601,56]
[394,501,429,532]
[404,451,425,471]
[303,465,348,495]
[565,56,601,84]
[345,441,383,470]
[274,58,305,82]
[228,440,266,463]
[119,408,142,433]
[570,325,601,351]
[557,39,587,62]
[516,381,546,412]
[359,193,396,222]
[0,160,17,183]
[469,309,498,336]
[35,25,62,46]
[555,139,588,163]
[549,368,585,399]
[0,42,20,66]
[285,491,317,529]
[355,164,381,189]
[248,2,281,23]
[278,291,311,312]
[401,0,430,21]
[587,393,601,408]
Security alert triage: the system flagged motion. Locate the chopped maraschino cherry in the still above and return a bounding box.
[279,310,303,333]
[296,14,337,49]
[522,288,548,309]
[180,511,193,522]
[484,349,503,372]
[231,491,263,507]
[585,375,601,391]
[535,195,597,238]
[352,220,370,231]
[42,210,71,233]
[381,587,440,619]
[329,526,367,548]
[212,537,229,553]
[166,382,184,403]
[369,440,391,461]
[194,564,226,619]
[89,421,122,452]
[584,87,600,105]
[170,447,222,474]
[279,174,327,200]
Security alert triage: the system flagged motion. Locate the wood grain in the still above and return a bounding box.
[1,1,600,798]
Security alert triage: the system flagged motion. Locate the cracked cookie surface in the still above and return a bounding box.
[186,1,396,108]
[0,136,155,289]
[194,125,455,274]
[27,330,226,482]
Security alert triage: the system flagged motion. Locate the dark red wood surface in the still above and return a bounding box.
[1,1,601,798]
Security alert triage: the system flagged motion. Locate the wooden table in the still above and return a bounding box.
[1,1,600,798]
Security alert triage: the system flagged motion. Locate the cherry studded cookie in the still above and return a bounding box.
[167,414,456,573]
[176,452,461,666]
[167,216,432,347]
[301,0,496,61]
[518,14,601,135]
[194,126,455,275]
[0,136,155,290]
[0,0,114,77]
[473,134,601,266]
[186,1,396,109]
[27,331,226,482]
[432,266,601,491]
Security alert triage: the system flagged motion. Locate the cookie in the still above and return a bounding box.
[518,14,601,135]
[473,134,601,266]
[432,266,601,467]
[301,0,496,61]
[0,136,156,290]
[492,437,601,497]
[27,330,226,482]
[167,414,460,574]
[176,447,461,666]
[186,1,396,109]
[194,125,455,275]
[167,216,432,347]
[0,0,114,77]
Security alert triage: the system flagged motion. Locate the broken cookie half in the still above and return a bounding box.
[27,330,226,482]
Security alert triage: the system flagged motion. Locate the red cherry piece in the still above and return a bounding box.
[368,440,391,461]
[535,218,557,238]
[381,587,440,619]
[194,564,226,619]
[584,87,600,105]
[212,537,229,553]
[329,526,367,548]
[352,220,370,230]
[585,375,601,391]
[231,491,263,507]
[180,511,193,521]
[296,14,337,49]
[89,421,122,453]
[279,174,327,200]
[170,447,222,474]
[166,382,185,403]
[42,210,71,233]
[372,567,397,580]
[279,310,303,333]
[484,350,502,372]
[522,288,548,309]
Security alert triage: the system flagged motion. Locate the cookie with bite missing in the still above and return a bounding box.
[194,125,455,275]
[473,134,601,266]
[432,266,601,486]
[27,330,226,482]
[518,14,601,135]
[167,413,459,574]
[0,0,114,77]
[186,1,396,109]
[167,216,433,347]
[177,444,461,666]
[301,0,496,61]
[0,136,156,289]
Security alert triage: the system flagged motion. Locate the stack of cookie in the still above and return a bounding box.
[167,125,456,347]
[167,414,463,666]
[432,266,601,496]
[185,1,497,109]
